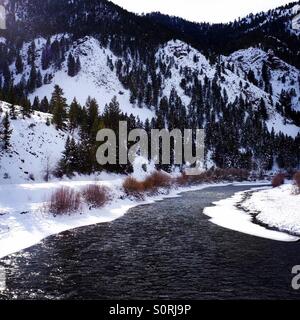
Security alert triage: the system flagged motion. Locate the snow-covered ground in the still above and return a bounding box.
[243,184,300,236]
[204,183,300,242]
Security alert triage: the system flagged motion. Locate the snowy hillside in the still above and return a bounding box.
[157,40,300,137]
[158,40,271,106]
[0,101,68,183]
[6,33,300,136]
[10,35,154,121]
[223,47,300,111]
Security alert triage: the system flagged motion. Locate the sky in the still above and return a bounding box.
[111,0,297,23]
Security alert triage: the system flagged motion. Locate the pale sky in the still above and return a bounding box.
[111,0,297,23]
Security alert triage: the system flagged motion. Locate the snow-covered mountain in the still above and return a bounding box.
[0,0,299,181]
[7,35,299,134]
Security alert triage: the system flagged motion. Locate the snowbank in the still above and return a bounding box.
[204,184,300,242]
[243,184,300,236]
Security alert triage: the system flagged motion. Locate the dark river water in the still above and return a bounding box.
[0,185,300,300]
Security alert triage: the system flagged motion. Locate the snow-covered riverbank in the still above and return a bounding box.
[0,175,238,259]
[242,184,300,236]
[204,184,300,242]
[1,175,295,260]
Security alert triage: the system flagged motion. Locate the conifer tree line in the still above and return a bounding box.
[0,71,299,175]
[60,84,300,176]
[2,82,294,177]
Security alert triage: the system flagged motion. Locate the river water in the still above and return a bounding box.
[0,185,299,300]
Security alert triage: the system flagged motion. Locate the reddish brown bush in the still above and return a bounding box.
[176,172,189,186]
[123,168,249,198]
[185,171,210,184]
[178,168,249,185]
[293,172,300,191]
[123,171,173,198]
[48,187,81,215]
[144,171,172,192]
[272,173,285,188]
[82,185,110,208]
[123,177,145,198]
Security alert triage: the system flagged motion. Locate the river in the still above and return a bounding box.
[0,184,299,300]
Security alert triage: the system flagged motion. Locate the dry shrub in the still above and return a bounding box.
[293,172,300,192]
[185,171,210,184]
[82,184,110,208]
[123,171,173,198]
[144,171,172,192]
[272,173,285,188]
[48,187,81,215]
[123,168,249,198]
[178,168,249,185]
[176,172,189,186]
[222,168,250,182]
[123,177,145,198]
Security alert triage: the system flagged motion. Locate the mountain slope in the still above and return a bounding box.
[0,0,299,180]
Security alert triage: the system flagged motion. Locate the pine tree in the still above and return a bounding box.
[15,54,24,74]
[258,98,268,121]
[41,41,51,70]
[21,97,32,118]
[86,97,99,131]
[75,57,81,75]
[69,98,81,131]
[50,85,67,129]
[67,53,76,77]
[103,96,123,131]
[56,136,71,176]
[10,105,17,120]
[32,96,40,111]
[57,137,79,177]
[27,64,38,93]
[36,70,43,88]
[40,96,50,113]
[27,41,36,65]
[0,112,13,150]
